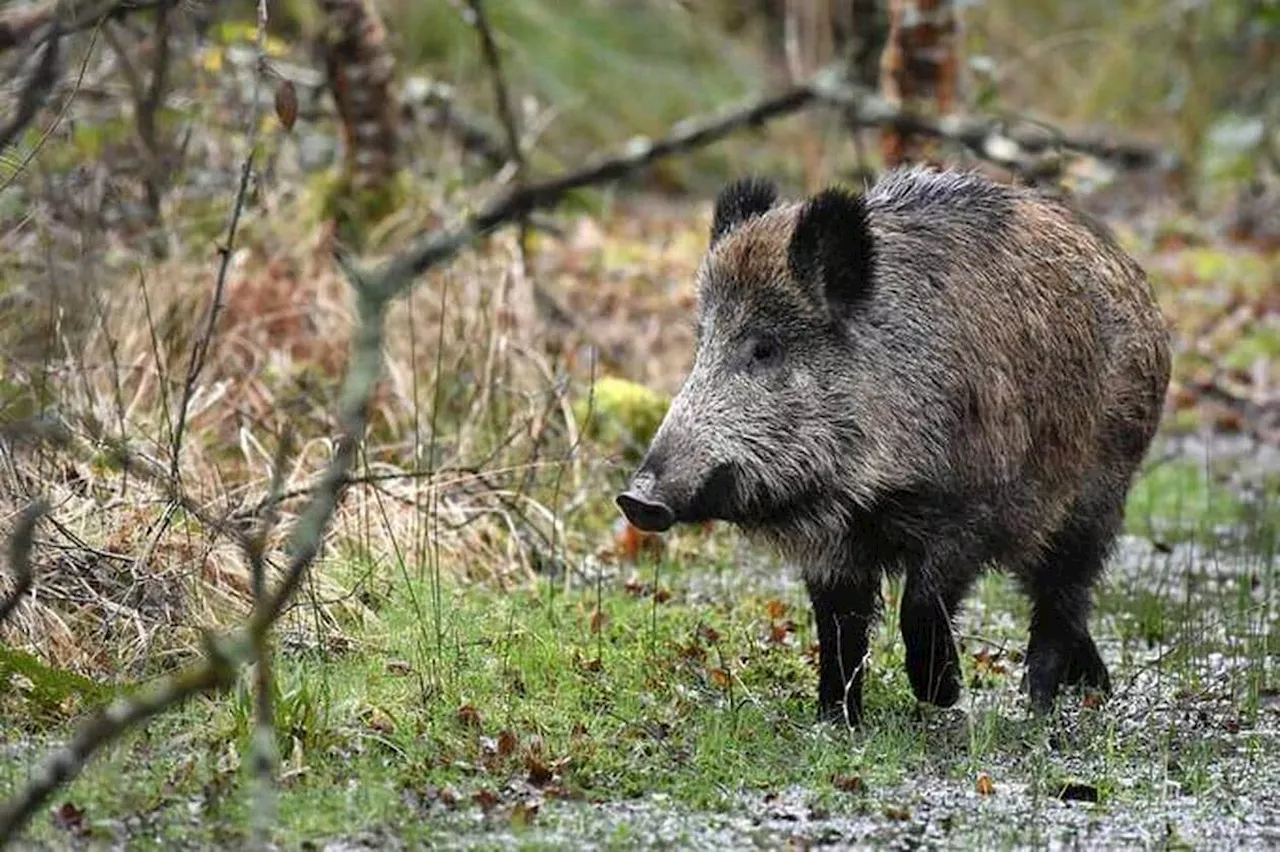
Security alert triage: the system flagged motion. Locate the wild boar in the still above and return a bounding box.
[616,166,1171,723]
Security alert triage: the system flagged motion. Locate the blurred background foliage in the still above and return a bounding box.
[231,0,1280,201]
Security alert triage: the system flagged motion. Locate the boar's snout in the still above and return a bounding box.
[615,488,676,533]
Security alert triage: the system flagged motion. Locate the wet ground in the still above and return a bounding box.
[304,435,1280,851]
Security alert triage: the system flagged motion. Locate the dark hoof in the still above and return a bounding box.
[1063,640,1111,694]
[1026,637,1110,714]
[905,644,962,708]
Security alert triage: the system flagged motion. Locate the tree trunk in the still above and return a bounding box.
[878,0,961,168]
[318,0,400,208]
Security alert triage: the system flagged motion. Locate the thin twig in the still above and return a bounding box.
[461,0,530,260]
[169,3,272,479]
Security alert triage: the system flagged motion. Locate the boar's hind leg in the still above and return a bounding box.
[900,563,975,709]
[806,570,882,725]
[1023,515,1115,714]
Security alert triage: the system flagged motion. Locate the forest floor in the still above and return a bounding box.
[2,185,1277,850]
[2,14,1279,852]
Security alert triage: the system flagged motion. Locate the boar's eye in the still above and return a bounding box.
[749,336,782,367]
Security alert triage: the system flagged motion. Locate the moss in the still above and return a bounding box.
[575,376,671,462]
[305,168,409,248]
[0,645,117,722]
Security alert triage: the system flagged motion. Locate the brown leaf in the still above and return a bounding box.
[698,625,721,644]
[362,705,395,734]
[51,801,89,836]
[883,805,911,821]
[832,774,866,794]
[497,729,519,757]
[526,755,555,787]
[275,79,298,131]
[456,704,482,729]
[591,608,607,633]
[709,668,731,688]
[473,788,500,811]
[653,586,673,604]
[680,642,706,662]
[765,599,788,619]
[976,772,995,796]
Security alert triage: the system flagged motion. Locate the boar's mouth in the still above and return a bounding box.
[616,462,737,533]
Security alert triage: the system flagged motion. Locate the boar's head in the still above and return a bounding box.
[617,177,879,534]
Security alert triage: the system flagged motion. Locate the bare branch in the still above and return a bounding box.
[138,0,174,234]
[461,0,524,178]
[0,0,165,56]
[378,83,818,292]
[408,80,509,170]
[0,500,47,627]
[808,67,1169,176]
[0,285,375,842]
[0,631,246,837]
[0,22,61,153]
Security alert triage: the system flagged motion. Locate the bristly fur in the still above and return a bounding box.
[621,165,1172,724]
[710,176,779,246]
[787,187,876,316]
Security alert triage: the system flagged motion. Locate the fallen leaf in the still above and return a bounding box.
[765,599,788,619]
[497,729,519,757]
[362,706,395,734]
[883,805,911,821]
[526,751,556,787]
[51,801,89,836]
[591,608,608,633]
[976,773,995,796]
[456,704,482,729]
[833,774,866,794]
[473,788,500,811]
[709,668,731,688]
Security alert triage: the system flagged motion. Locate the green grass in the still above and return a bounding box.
[4,447,1277,848]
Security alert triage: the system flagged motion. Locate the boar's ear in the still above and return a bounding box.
[710,177,778,246]
[787,186,875,314]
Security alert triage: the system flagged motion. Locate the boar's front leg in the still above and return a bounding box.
[805,569,882,725]
[899,562,975,709]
